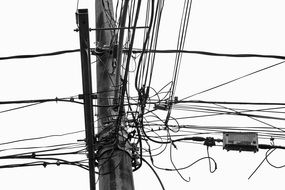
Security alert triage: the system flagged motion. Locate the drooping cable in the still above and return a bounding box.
[142,157,165,190]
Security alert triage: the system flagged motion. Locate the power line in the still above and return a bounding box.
[181,60,285,100]
[129,49,285,60]
[142,158,165,190]
[175,100,285,106]
[0,49,80,61]
[0,96,83,115]
[2,48,285,62]
[0,97,80,105]
[0,130,84,146]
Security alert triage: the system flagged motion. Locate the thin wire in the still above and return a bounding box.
[176,100,285,106]
[181,60,285,100]
[206,146,217,173]
[265,149,285,168]
[168,127,191,182]
[0,142,84,153]
[0,102,44,114]
[214,103,285,133]
[248,148,276,180]
[0,96,86,115]
[0,130,84,146]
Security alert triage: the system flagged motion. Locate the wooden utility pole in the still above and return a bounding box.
[95,1,135,190]
[77,9,96,190]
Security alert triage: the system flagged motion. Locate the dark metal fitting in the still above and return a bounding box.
[204,137,216,147]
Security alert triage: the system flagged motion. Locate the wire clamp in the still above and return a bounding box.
[204,137,216,147]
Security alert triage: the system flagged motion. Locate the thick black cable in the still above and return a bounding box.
[117,0,141,121]
[135,0,155,91]
[143,0,165,89]
[129,49,285,60]
[0,97,82,105]
[0,49,80,61]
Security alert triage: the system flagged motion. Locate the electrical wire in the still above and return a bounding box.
[0,49,80,61]
[206,146,217,173]
[0,102,44,114]
[175,100,285,106]
[130,49,285,60]
[248,148,275,180]
[169,129,191,182]
[165,0,193,127]
[181,60,285,100]
[142,157,165,190]
[0,142,84,154]
[213,103,285,134]
[0,97,82,105]
[265,149,285,168]
[0,130,84,146]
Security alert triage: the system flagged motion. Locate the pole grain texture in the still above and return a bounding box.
[95,1,135,190]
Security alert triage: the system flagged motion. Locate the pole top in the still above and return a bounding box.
[77,9,88,14]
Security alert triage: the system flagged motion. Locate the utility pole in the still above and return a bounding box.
[77,9,96,190]
[95,1,135,190]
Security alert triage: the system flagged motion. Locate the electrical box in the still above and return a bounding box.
[223,132,258,152]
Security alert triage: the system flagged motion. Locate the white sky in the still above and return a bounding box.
[1,0,285,190]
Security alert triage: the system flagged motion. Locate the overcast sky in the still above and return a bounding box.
[1,0,285,190]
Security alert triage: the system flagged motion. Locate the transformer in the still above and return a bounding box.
[223,132,258,152]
